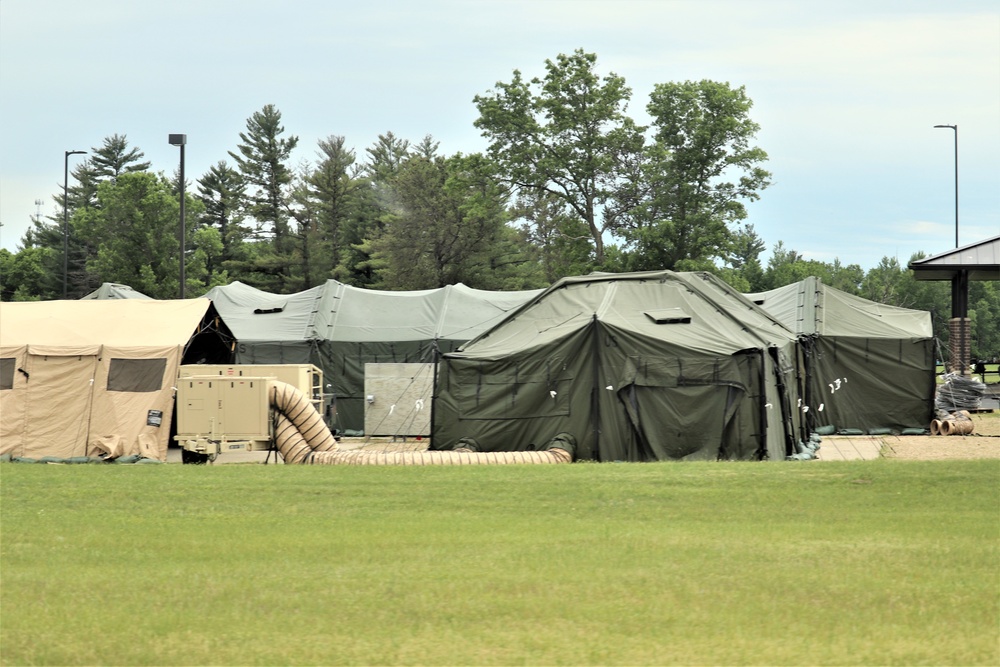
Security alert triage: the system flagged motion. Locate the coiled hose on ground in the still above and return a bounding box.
[270,381,339,463]
[269,380,574,465]
[304,447,573,465]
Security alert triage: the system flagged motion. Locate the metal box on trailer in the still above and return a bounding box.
[174,375,273,458]
[175,364,324,461]
[179,364,324,411]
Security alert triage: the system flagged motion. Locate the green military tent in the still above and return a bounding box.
[432,271,808,462]
[747,276,935,433]
[80,283,153,300]
[204,280,542,434]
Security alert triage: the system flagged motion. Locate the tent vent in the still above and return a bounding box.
[752,299,765,305]
[254,305,285,314]
[644,309,691,324]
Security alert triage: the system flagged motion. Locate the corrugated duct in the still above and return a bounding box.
[269,381,574,465]
[270,382,339,463]
[305,448,573,465]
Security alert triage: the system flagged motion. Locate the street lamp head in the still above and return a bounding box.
[168,134,187,146]
[934,124,957,130]
[65,150,87,156]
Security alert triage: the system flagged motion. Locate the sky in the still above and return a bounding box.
[1,0,998,272]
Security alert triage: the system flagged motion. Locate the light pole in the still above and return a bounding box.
[168,134,187,299]
[934,124,968,374]
[933,124,958,248]
[63,149,87,298]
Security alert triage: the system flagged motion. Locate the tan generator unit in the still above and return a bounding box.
[175,364,324,462]
[179,364,323,411]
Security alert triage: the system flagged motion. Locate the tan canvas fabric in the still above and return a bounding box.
[21,352,99,458]
[0,300,212,460]
[0,345,27,456]
[89,345,182,460]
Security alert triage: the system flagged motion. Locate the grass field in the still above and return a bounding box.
[2,460,998,666]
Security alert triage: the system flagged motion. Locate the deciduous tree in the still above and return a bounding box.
[618,80,771,270]
[73,171,203,298]
[474,49,643,264]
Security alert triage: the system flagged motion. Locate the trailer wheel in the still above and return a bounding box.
[181,449,210,465]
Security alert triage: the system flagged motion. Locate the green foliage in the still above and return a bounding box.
[88,133,151,178]
[185,226,231,295]
[228,104,299,260]
[364,131,411,182]
[67,133,151,211]
[0,247,58,301]
[197,160,250,276]
[71,171,205,299]
[0,68,990,333]
[327,132,415,288]
[16,134,157,298]
[970,281,1000,360]
[291,135,367,288]
[617,80,771,270]
[760,240,865,293]
[475,49,644,263]
[370,152,519,289]
[510,192,593,284]
[1,460,997,665]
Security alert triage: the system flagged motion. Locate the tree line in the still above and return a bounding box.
[1,50,996,359]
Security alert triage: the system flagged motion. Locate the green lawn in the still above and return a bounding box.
[2,460,998,666]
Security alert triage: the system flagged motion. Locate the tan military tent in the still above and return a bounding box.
[0,299,233,461]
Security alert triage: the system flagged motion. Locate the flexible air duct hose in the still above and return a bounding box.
[933,410,975,437]
[270,381,339,463]
[948,419,974,435]
[275,413,327,464]
[305,446,573,466]
[267,379,576,465]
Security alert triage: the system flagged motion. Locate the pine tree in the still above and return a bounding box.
[197,160,250,276]
[228,105,299,289]
[228,105,299,242]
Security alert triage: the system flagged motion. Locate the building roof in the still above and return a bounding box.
[908,235,1000,281]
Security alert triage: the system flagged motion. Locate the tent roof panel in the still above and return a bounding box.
[457,271,793,359]
[0,299,213,348]
[747,276,932,338]
[80,283,154,300]
[205,280,543,343]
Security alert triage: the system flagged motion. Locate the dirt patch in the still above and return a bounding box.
[880,434,1000,460]
[878,412,1000,460]
[337,436,430,452]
